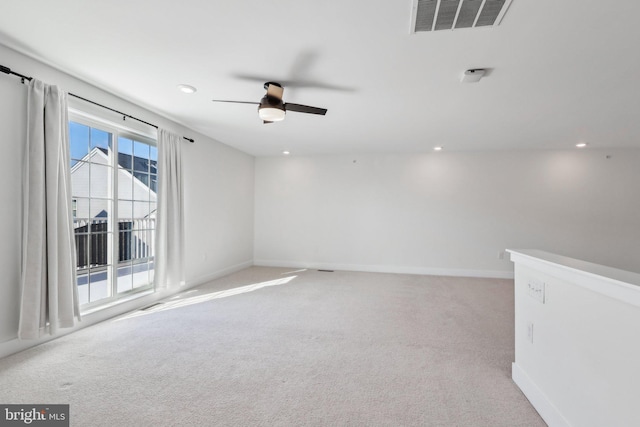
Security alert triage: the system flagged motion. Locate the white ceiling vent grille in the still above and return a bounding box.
[411,0,513,33]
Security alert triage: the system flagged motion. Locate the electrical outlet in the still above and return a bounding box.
[527,279,545,303]
[527,322,534,343]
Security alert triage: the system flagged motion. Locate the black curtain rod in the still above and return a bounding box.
[1,64,195,143]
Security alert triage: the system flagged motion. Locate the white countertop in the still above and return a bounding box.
[507,249,640,306]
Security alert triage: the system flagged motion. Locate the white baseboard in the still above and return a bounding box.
[253,259,514,279]
[512,362,570,427]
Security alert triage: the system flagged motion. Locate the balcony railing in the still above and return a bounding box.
[73,218,155,269]
[74,218,156,304]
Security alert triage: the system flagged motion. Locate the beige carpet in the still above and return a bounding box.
[0,267,545,426]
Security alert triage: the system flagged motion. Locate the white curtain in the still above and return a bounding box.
[154,129,185,288]
[19,79,80,340]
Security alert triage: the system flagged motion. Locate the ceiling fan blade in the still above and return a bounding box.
[234,74,355,92]
[233,73,272,83]
[211,100,259,105]
[266,83,284,101]
[284,103,327,115]
[263,120,273,124]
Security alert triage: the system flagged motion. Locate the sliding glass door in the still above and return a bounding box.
[69,116,157,309]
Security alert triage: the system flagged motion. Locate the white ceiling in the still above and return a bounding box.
[1,0,640,156]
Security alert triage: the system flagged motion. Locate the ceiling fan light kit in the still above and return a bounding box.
[258,103,286,122]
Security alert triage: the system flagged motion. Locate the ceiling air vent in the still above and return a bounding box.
[411,0,513,33]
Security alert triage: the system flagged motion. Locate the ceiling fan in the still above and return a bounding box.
[212,82,327,124]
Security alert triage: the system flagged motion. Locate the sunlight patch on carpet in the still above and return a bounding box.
[116,275,298,321]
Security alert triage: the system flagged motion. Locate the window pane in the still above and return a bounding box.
[131,229,152,259]
[89,268,110,302]
[138,202,155,224]
[118,137,133,170]
[70,122,90,164]
[73,197,91,219]
[133,202,151,222]
[131,231,144,261]
[89,163,112,199]
[150,145,157,162]
[149,174,158,193]
[77,274,89,305]
[133,207,143,226]
[133,140,150,162]
[89,232,109,268]
[71,161,90,198]
[90,128,111,153]
[133,157,149,174]
[134,177,152,202]
[118,200,133,221]
[132,262,151,289]
[149,201,157,218]
[89,199,111,225]
[75,231,89,270]
[133,171,150,193]
[118,224,133,262]
[117,264,133,293]
[117,167,134,200]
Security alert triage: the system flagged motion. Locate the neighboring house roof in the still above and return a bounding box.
[71,147,158,194]
[97,147,157,174]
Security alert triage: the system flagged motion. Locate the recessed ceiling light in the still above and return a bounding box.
[177,84,197,94]
[434,146,443,151]
[576,142,587,148]
[282,151,290,155]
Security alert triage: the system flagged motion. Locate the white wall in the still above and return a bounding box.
[0,43,254,349]
[254,150,640,277]
[183,131,255,284]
